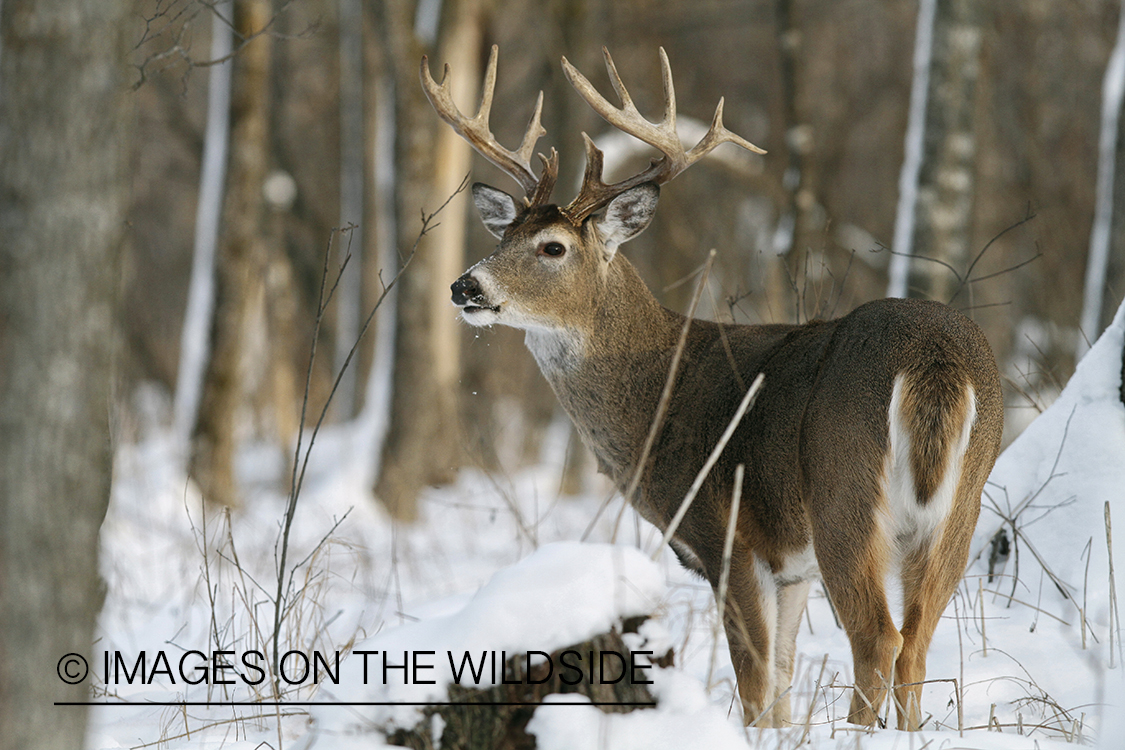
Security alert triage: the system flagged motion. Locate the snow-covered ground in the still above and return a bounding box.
[87,303,1125,749]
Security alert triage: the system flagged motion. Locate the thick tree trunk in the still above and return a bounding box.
[374,0,478,520]
[0,2,132,748]
[191,0,273,507]
[906,0,983,302]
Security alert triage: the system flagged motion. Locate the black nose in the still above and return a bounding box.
[451,274,482,305]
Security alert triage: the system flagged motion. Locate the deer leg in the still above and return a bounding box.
[811,510,901,727]
[720,549,779,726]
[896,483,979,730]
[770,579,811,725]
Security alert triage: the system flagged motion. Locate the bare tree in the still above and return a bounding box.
[374,0,480,519]
[891,0,983,301]
[0,1,132,748]
[1079,0,1125,358]
[173,8,233,457]
[191,0,274,506]
[335,0,365,417]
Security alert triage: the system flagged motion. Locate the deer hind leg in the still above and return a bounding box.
[801,451,900,724]
[720,549,779,726]
[819,532,901,727]
[896,524,971,730]
[889,373,982,730]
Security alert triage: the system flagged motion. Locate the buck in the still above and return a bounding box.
[423,46,1002,730]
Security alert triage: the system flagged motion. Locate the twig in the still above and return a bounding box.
[946,206,1037,305]
[269,179,468,695]
[1108,502,1122,668]
[707,464,744,689]
[582,250,717,541]
[652,373,764,558]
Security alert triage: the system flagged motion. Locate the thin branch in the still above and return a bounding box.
[946,206,1036,305]
[269,178,469,695]
[582,250,717,541]
[653,373,764,558]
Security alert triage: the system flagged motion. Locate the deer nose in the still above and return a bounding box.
[451,274,482,306]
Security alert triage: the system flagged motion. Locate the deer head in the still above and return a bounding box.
[424,46,764,342]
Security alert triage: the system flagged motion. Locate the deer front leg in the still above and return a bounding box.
[720,549,780,726]
[771,578,812,725]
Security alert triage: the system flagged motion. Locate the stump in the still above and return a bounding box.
[387,617,673,750]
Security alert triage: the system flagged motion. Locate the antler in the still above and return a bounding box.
[421,45,558,205]
[561,47,766,221]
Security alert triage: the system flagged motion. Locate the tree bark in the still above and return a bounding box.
[0,2,132,747]
[191,0,274,507]
[172,11,232,456]
[335,0,366,418]
[906,0,983,302]
[374,0,479,520]
[1104,5,1125,341]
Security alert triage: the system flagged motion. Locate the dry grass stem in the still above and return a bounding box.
[707,463,744,689]
[653,373,764,559]
[582,250,716,541]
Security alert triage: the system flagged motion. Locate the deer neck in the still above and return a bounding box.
[524,257,681,485]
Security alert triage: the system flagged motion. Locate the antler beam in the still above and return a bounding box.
[421,45,557,203]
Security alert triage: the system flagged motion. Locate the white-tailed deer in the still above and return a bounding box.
[424,46,1002,730]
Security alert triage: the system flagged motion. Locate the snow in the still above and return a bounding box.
[89,301,1125,749]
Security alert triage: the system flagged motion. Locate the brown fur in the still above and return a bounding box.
[453,200,1004,730]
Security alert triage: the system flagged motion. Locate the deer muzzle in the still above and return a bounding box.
[451,273,499,314]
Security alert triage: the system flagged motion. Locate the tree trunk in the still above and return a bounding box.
[173,11,233,457]
[374,0,479,520]
[191,0,274,507]
[905,0,983,302]
[335,0,366,418]
[0,2,132,748]
[1079,0,1125,357]
[1099,2,1125,345]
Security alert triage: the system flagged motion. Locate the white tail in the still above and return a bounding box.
[426,46,1003,730]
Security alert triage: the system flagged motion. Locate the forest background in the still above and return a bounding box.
[3,0,1125,747]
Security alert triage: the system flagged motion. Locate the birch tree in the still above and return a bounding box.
[889,0,983,301]
[335,0,365,416]
[173,9,233,458]
[1078,1,1125,358]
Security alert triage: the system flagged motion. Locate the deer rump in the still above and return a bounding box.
[617,298,1000,729]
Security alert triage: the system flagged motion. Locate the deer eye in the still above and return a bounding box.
[539,241,566,258]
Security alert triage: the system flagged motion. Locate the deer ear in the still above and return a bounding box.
[596,183,659,259]
[473,183,519,239]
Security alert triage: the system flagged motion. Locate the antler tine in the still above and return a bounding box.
[516,91,546,169]
[420,45,551,200]
[474,43,499,129]
[601,47,635,113]
[686,97,768,164]
[562,47,766,221]
[656,47,677,129]
[562,49,682,168]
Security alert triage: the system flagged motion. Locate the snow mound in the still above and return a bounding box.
[309,541,665,737]
[967,300,1125,745]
